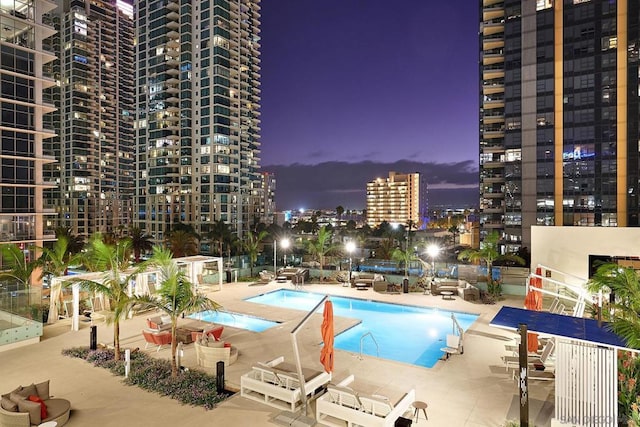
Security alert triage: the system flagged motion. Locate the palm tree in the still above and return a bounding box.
[391,247,419,278]
[129,227,153,263]
[336,205,344,221]
[244,230,268,277]
[587,263,640,349]
[135,247,221,377]
[165,230,198,258]
[72,237,141,360]
[208,220,232,257]
[0,243,38,305]
[457,231,525,298]
[305,226,338,281]
[448,225,460,246]
[36,236,72,280]
[55,227,85,255]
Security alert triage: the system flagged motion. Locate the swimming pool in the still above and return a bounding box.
[188,310,280,333]
[245,289,479,368]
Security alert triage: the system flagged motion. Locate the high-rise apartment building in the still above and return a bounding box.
[43,0,135,239]
[0,0,58,254]
[134,0,262,248]
[479,0,640,253]
[259,171,275,225]
[366,172,421,228]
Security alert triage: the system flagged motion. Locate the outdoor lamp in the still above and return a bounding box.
[345,241,356,282]
[281,238,290,267]
[426,244,440,276]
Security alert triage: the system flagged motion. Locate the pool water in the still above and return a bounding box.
[188,310,280,332]
[245,289,479,368]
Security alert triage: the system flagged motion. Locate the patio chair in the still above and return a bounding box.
[142,329,172,352]
[440,334,461,360]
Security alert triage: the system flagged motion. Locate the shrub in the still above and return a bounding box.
[63,346,230,410]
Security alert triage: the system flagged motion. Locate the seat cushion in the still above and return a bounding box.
[0,397,18,412]
[42,398,71,423]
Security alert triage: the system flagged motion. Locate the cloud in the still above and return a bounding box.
[263,160,479,211]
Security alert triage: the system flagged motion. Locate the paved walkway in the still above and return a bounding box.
[0,282,554,426]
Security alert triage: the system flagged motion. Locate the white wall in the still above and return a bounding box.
[531,226,640,286]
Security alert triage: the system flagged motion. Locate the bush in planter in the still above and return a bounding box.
[62,346,230,409]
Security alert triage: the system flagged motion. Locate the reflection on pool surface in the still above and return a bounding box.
[245,289,479,368]
[188,310,280,332]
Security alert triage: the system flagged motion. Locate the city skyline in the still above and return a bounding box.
[259,1,480,210]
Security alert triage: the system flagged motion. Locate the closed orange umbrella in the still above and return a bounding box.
[524,269,543,352]
[320,300,334,373]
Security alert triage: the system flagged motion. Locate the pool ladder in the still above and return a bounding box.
[358,332,379,360]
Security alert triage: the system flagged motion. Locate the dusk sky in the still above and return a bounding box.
[259,2,480,210]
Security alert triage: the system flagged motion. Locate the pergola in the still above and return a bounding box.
[48,256,223,331]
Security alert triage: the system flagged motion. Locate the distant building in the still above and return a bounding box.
[44,0,135,238]
[260,172,276,225]
[366,172,421,228]
[134,0,262,246]
[479,0,640,254]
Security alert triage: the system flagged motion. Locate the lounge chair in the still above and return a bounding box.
[316,374,415,427]
[440,334,462,360]
[240,356,331,412]
[502,338,555,372]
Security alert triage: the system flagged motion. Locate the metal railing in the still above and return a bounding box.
[359,332,379,360]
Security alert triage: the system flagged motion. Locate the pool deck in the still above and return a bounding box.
[0,282,555,426]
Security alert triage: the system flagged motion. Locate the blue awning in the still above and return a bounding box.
[490,306,629,349]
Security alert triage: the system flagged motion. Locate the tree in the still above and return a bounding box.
[208,220,232,257]
[36,236,72,279]
[305,226,338,281]
[336,205,344,220]
[166,230,198,258]
[587,263,640,349]
[244,230,268,276]
[0,243,38,305]
[135,247,221,377]
[391,247,419,278]
[457,231,525,299]
[55,227,85,255]
[129,226,153,263]
[72,237,141,360]
[447,225,460,246]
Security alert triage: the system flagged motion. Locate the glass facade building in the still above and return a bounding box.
[479,0,640,253]
[44,0,135,238]
[0,0,58,253]
[134,0,262,248]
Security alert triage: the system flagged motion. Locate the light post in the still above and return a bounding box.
[273,240,277,273]
[426,244,440,278]
[345,241,356,283]
[281,238,290,267]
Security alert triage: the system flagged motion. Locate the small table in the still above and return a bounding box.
[412,400,428,422]
[176,326,203,344]
[441,291,454,300]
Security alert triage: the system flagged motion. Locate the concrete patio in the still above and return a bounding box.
[0,282,554,426]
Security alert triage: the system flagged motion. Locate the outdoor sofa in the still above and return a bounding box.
[430,279,480,301]
[316,374,415,427]
[194,334,238,375]
[240,356,331,412]
[350,272,385,288]
[0,380,70,427]
[276,267,310,282]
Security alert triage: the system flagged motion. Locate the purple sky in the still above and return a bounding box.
[259,1,480,167]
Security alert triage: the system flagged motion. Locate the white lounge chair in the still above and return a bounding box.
[316,374,415,427]
[240,356,331,412]
[502,338,555,372]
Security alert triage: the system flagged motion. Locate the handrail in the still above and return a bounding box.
[359,332,379,360]
[451,314,464,354]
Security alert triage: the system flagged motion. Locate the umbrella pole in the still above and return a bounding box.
[291,295,329,417]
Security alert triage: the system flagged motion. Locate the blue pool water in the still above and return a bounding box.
[245,289,479,368]
[188,310,280,332]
